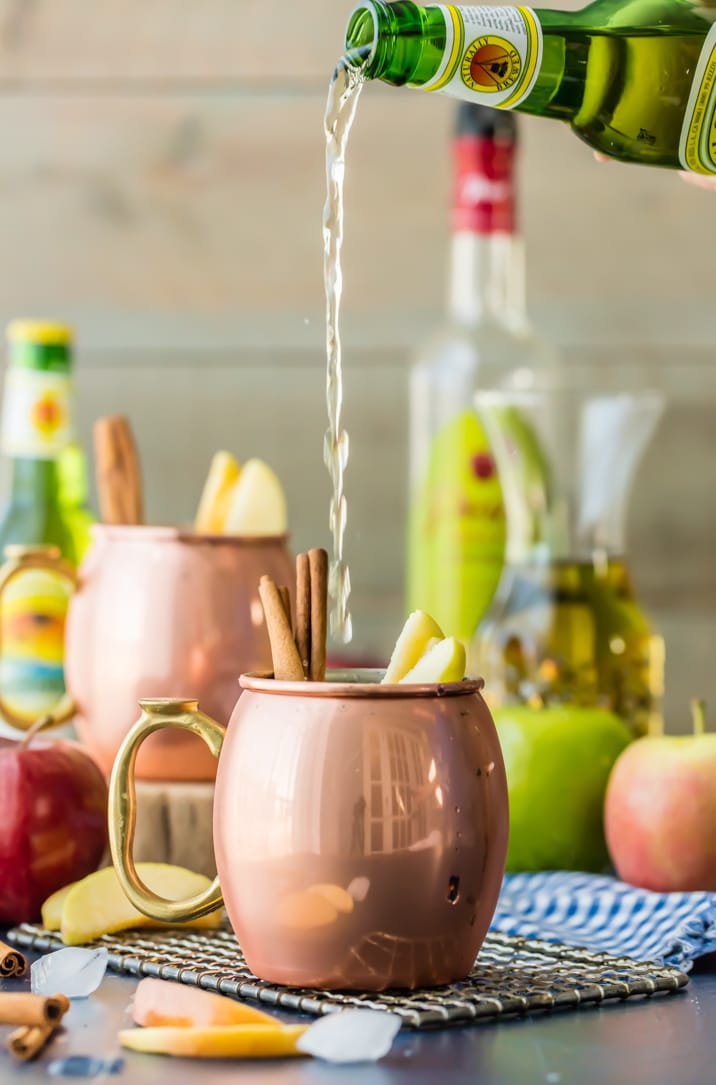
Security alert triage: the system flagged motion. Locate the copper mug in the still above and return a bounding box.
[108,672,509,991]
[2,526,293,780]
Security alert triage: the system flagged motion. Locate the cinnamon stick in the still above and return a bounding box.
[294,552,311,679]
[93,415,144,525]
[258,576,305,681]
[0,992,70,1027]
[7,1023,58,1062]
[277,586,292,633]
[0,940,27,977]
[308,548,328,681]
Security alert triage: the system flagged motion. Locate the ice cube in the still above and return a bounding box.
[48,1056,124,1078]
[296,1009,402,1064]
[347,875,370,902]
[31,947,109,998]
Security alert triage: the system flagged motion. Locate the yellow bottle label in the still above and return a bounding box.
[679,23,716,174]
[428,6,542,109]
[0,569,70,723]
[0,369,73,458]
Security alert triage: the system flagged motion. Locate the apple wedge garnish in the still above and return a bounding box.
[56,863,224,946]
[223,458,288,536]
[194,451,241,533]
[382,610,445,683]
[399,636,466,684]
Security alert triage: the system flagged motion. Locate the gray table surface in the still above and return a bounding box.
[1,942,714,1085]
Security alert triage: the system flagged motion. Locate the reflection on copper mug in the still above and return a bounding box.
[47,525,292,780]
[108,672,509,991]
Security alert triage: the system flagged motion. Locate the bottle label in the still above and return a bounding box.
[425,6,542,110]
[453,136,516,233]
[407,410,506,642]
[679,23,716,174]
[0,568,70,723]
[0,369,73,458]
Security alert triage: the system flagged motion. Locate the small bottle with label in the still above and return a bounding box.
[406,102,556,642]
[0,321,93,727]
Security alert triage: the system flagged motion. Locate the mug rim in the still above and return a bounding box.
[89,523,289,546]
[239,668,485,698]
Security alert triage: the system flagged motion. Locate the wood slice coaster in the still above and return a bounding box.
[132,780,216,879]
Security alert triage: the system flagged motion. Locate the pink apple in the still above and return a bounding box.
[604,700,716,892]
[0,733,108,923]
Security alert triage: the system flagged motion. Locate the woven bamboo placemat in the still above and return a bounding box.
[7,924,688,1031]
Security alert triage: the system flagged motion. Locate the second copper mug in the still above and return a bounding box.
[1,526,293,780]
[108,671,509,991]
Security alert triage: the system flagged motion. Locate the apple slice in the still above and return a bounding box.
[223,458,288,536]
[307,883,354,915]
[382,610,445,684]
[194,451,242,534]
[59,863,224,946]
[133,978,277,1029]
[118,1024,308,1058]
[274,889,338,930]
[41,884,72,932]
[399,636,466,684]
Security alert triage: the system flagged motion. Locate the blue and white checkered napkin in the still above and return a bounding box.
[491,872,716,972]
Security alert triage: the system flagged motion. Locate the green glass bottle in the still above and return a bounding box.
[0,321,93,726]
[344,0,716,174]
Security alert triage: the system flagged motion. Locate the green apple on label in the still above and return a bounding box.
[604,700,716,892]
[494,703,632,873]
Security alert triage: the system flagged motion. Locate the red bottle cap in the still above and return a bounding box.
[452,104,517,234]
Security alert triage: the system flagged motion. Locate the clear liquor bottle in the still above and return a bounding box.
[407,102,555,642]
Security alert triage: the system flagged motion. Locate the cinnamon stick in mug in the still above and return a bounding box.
[277,586,292,633]
[93,415,144,525]
[295,552,311,679]
[0,940,27,977]
[0,992,70,1027]
[7,1023,57,1062]
[258,576,305,681]
[308,548,328,681]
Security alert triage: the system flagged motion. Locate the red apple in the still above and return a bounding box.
[0,729,108,923]
[604,700,716,892]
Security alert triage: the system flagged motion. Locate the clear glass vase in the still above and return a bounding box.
[468,382,665,737]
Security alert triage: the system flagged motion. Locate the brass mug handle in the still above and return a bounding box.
[0,544,79,730]
[108,698,225,923]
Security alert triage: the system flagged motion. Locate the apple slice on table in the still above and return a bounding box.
[133,978,278,1028]
[382,610,445,683]
[118,1024,308,1059]
[41,884,72,932]
[399,636,466,683]
[49,863,224,945]
[194,451,241,533]
[223,458,288,536]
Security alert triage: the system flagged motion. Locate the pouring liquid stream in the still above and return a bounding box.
[322,56,366,645]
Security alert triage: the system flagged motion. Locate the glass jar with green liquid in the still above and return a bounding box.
[344,0,716,175]
[469,383,665,736]
[0,321,93,729]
